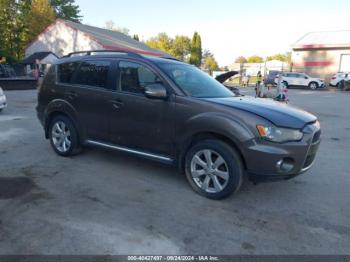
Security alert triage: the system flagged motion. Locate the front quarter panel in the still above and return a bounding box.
[174,96,266,150]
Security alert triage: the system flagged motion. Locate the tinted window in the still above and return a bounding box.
[119,61,162,93]
[158,63,234,98]
[58,62,79,83]
[74,61,110,88]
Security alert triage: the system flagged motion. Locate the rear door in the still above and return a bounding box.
[62,59,114,141]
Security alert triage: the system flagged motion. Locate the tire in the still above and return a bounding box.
[185,139,243,200]
[338,80,345,90]
[308,82,318,90]
[49,115,81,157]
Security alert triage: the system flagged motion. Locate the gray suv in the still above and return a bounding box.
[37,50,321,199]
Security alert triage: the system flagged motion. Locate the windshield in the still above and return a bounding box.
[158,63,235,98]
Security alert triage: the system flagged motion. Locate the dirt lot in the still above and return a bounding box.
[0,88,349,255]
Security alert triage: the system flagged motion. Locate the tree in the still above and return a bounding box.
[0,0,31,61]
[203,53,219,75]
[27,0,56,43]
[50,0,81,22]
[172,35,191,61]
[189,32,202,67]
[246,55,264,63]
[235,56,247,63]
[146,33,173,54]
[104,20,130,35]
[267,52,291,63]
[145,33,191,61]
[133,34,140,41]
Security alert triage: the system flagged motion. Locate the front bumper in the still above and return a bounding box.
[0,95,7,109]
[319,82,326,88]
[242,122,321,182]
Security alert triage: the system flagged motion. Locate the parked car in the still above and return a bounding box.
[0,64,16,78]
[340,78,350,91]
[37,50,321,199]
[264,70,280,86]
[275,72,325,90]
[214,71,241,96]
[330,72,349,87]
[0,87,7,112]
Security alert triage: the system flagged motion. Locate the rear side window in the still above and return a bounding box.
[58,62,79,83]
[74,61,111,88]
[118,61,162,94]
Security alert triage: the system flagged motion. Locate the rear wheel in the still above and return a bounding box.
[49,115,81,157]
[338,80,345,90]
[309,82,318,90]
[185,139,243,200]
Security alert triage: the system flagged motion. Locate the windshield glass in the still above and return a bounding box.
[158,63,235,98]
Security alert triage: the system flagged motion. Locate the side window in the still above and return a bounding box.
[118,61,162,94]
[58,62,79,83]
[74,61,110,88]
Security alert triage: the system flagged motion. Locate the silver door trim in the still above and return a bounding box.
[86,140,173,162]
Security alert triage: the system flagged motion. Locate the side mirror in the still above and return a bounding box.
[144,83,168,99]
[304,76,308,79]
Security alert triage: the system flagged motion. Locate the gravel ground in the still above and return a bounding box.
[0,88,349,255]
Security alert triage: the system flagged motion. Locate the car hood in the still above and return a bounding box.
[202,96,317,129]
[215,71,239,83]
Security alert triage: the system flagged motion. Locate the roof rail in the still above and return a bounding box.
[62,50,144,59]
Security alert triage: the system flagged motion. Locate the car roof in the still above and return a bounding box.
[55,53,186,66]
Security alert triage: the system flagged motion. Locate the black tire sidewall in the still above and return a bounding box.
[49,116,79,157]
[185,139,243,200]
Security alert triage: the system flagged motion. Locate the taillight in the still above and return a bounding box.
[331,76,336,80]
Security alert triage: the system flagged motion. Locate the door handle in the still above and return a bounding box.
[109,99,124,109]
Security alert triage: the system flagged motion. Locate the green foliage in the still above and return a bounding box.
[189,32,202,67]
[133,34,140,41]
[0,0,82,61]
[28,0,56,43]
[234,56,247,63]
[0,0,32,61]
[172,35,191,61]
[246,55,264,63]
[202,51,219,75]
[266,52,291,63]
[50,0,81,22]
[146,33,191,61]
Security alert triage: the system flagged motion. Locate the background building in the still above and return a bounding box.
[227,60,289,76]
[25,19,165,59]
[291,30,350,82]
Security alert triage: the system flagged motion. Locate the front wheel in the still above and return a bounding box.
[309,82,318,90]
[185,139,243,200]
[49,115,81,157]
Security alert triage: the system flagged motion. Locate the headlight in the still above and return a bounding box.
[256,125,303,143]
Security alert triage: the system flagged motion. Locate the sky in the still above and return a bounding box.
[76,0,350,66]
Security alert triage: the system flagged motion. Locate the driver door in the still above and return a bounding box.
[109,60,175,156]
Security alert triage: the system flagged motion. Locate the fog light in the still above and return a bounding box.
[276,158,295,173]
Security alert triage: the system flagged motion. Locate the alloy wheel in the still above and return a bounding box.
[51,121,71,153]
[310,83,317,90]
[190,149,229,193]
